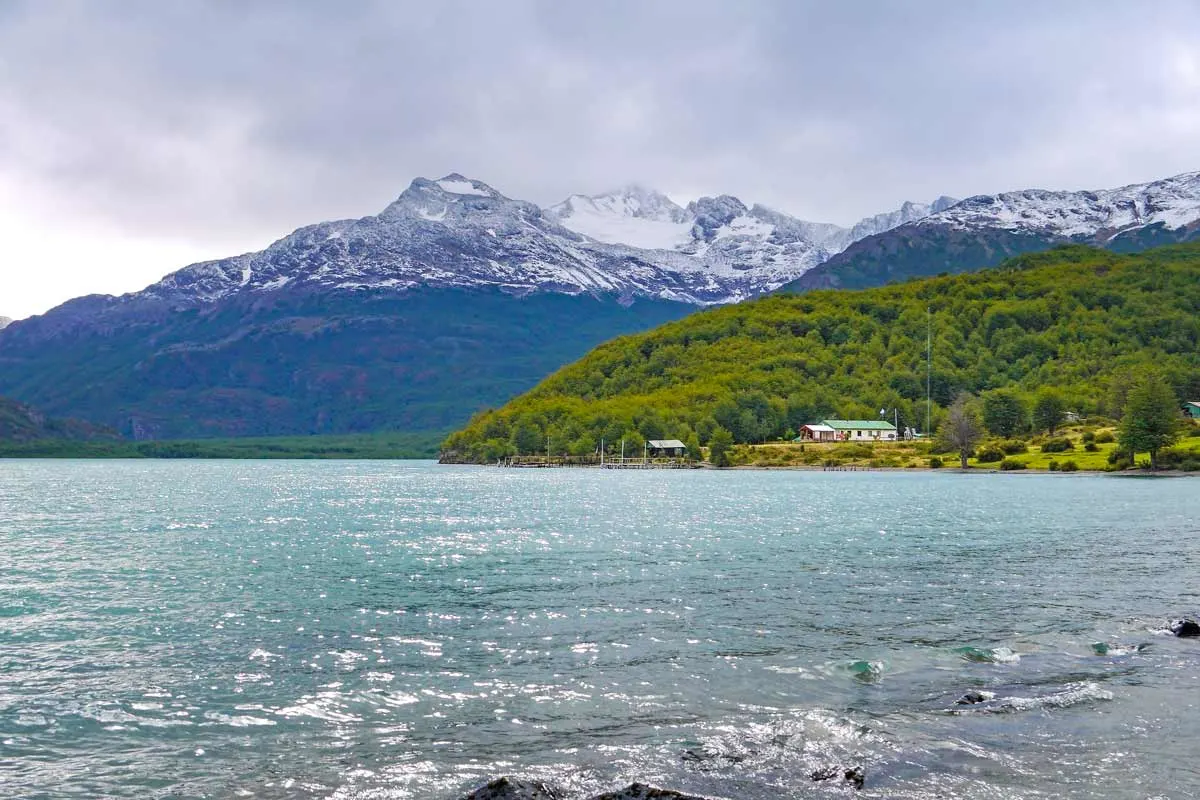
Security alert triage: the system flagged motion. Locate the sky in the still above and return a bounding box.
[2,1,1200,320]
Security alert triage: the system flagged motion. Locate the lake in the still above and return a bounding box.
[2,461,1199,798]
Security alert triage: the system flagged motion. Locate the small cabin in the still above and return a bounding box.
[647,439,688,458]
[796,424,837,442]
[1184,401,1200,420]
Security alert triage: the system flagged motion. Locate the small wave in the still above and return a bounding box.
[275,692,362,723]
[203,711,277,727]
[1091,642,1147,656]
[846,660,884,682]
[959,682,1112,714]
[955,645,1020,664]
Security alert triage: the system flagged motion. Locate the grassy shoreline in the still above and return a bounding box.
[721,423,1200,473]
[0,431,444,460]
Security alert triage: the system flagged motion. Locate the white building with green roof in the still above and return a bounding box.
[821,419,898,441]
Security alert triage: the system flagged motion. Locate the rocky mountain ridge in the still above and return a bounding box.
[790,170,1200,291]
[2,167,1199,441]
[9,173,960,337]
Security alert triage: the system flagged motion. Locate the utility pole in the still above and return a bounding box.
[926,306,932,438]
[547,434,550,464]
[600,438,604,466]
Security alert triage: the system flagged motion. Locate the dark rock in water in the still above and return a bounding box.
[591,783,711,800]
[956,690,989,705]
[810,767,865,791]
[680,747,745,768]
[1170,619,1200,637]
[459,777,563,800]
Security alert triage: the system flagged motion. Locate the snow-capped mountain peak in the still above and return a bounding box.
[44,169,1199,326]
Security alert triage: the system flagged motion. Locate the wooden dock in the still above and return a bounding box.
[498,456,696,469]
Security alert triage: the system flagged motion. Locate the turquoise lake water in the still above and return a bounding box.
[2,460,1199,799]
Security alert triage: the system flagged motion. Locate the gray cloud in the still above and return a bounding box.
[2,0,1200,249]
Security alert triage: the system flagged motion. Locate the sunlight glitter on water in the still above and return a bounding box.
[2,461,1199,798]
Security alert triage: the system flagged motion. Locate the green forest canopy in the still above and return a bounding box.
[441,244,1200,462]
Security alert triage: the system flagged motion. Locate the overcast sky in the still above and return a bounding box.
[2,1,1200,319]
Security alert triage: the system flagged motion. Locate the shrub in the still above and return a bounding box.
[1106,451,1132,470]
[832,443,875,459]
[1041,437,1074,453]
[1000,440,1028,455]
[929,457,944,469]
[1084,441,1099,452]
[1095,430,1115,444]
[1180,458,1200,472]
[999,458,1027,470]
[1189,427,1200,438]
[975,446,1004,463]
[1059,460,1079,472]
[1082,431,1096,443]
[1048,460,1060,472]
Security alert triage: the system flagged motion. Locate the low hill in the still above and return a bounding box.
[0,396,120,443]
[441,244,1200,462]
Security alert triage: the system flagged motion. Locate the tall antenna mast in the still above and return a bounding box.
[926,306,932,436]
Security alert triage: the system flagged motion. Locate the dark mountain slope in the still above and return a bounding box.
[0,288,689,439]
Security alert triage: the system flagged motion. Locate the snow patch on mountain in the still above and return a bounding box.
[436,177,492,196]
[551,184,958,259]
[546,185,693,250]
[0,316,12,330]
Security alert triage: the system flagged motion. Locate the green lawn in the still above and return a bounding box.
[969,428,1200,471]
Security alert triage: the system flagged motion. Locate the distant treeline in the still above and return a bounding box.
[442,244,1200,463]
[0,431,443,459]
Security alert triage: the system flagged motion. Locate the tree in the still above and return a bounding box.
[1032,389,1066,435]
[1118,372,1182,469]
[510,421,542,455]
[684,432,703,462]
[982,389,1028,438]
[708,426,735,467]
[937,393,983,469]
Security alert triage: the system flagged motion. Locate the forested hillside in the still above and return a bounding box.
[441,245,1200,462]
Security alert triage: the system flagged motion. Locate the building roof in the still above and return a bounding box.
[821,419,898,431]
[1186,401,1200,408]
[648,439,687,449]
[801,424,836,433]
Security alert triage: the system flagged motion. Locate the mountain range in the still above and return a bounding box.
[791,170,1200,290]
[1,168,1198,439]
